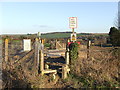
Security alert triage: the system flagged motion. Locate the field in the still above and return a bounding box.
[2,32,108,39]
[1,33,120,89]
[41,32,108,39]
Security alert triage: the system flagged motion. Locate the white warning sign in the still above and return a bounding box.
[69,17,77,29]
[23,39,31,51]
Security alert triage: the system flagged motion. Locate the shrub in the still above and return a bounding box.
[69,42,79,61]
[69,42,79,74]
[109,27,120,46]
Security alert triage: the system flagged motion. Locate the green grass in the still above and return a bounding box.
[12,40,21,43]
[41,33,71,39]
[41,33,91,39]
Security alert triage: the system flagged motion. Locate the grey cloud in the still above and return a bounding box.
[33,25,53,28]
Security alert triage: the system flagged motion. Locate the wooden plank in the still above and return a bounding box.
[46,62,65,66]
[41,69,57,79]
[58,68,70,73]
[42,69,57,74]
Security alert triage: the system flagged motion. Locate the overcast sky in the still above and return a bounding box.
[0,2,118,34]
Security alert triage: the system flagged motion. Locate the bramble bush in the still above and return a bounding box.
[69,42,79,61]
[69,42,79,74]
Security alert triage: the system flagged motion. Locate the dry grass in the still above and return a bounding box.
[2,41,120,88]
[70,46,120,88]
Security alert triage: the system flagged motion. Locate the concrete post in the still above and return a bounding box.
[87,40,91,59]
[88,40,91,48]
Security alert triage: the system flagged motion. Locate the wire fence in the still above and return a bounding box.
[79,45,114,60]
[2,39,37,74]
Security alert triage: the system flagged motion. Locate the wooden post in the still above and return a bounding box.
[72,28,74,33]
[62,65,68,79]
[5,39,8,62]
[34,38,39,74]
[55,39,57,49]
[39,50,44,72]
[53,73,56,80]
[42,39,44,44]
[65,48,70,65]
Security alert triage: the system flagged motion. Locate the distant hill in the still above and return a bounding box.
[41,32,92,39]
[1,32,108,39]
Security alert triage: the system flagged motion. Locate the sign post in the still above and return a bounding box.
[69,17,77,42]
[69,17,77,30]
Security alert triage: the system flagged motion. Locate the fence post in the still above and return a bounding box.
[39,50,44,73]
[65,48,70,65]
[62,65,68,79]
[34,38,39,74]
[5,39,8,62]
[87,40,91,59]
[55,39,57,49]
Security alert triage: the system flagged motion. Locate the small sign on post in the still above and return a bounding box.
[23,39,31,51]
[69,17,77,29]
[71,33,77,42]
[69,17,77,42]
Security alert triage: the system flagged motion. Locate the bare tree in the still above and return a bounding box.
[114,1,120,29]
[114,15,118,28]
[118,1,120,29]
